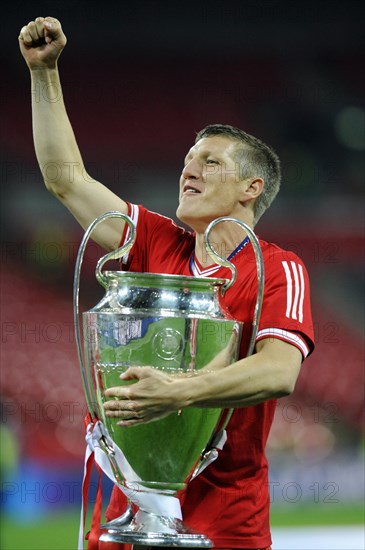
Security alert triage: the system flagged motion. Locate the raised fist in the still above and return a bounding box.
[19,16,67,69]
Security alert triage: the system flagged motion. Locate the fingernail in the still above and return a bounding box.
[45,21,53,28]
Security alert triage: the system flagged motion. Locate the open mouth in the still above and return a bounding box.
[183,184,201,195]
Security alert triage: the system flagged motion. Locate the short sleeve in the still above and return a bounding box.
[256,250,315,358]
[119,203,194,274]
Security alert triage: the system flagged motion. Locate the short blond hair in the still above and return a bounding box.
[196,124,281,224]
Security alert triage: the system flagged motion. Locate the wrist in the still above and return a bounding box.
[173,375,203,410]
[30,67,62,103]
[30,65,59,79]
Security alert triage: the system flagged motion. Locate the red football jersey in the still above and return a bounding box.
[104,203,314,548]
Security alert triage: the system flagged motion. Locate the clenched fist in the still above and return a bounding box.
[19,16,67,69]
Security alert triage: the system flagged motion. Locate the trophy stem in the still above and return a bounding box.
[100,502,134,530]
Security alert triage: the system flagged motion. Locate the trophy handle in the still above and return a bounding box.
[204,216,264,357]
[95,215,136,287]
[191,218,266,479]
[73,211,136,418]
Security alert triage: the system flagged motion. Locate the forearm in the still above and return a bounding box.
[103,340,302,426]
[20,17,129,251]
[178,340,302,409]
[30,67,85,194]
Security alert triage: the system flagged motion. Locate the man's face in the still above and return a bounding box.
[176,135,247,232]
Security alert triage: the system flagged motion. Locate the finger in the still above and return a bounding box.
[120,367,141,380]
[27,21,41,43]
[19,26,34,46]
[116,412,160,427]
[120,366,152,380]
[44,16,62,38]
[116,410,149,425]
[105,404,143,419]
[105,411,143,420]
[104,386,132,399]
[43,16,67,47]
[103,398,136,411]
[116,418,144,427]
[34,17,45,40]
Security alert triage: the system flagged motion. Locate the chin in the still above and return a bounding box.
[179,214,213,236]
[176,208,197,231]
[176,205,189,223]
[176,213,191,228]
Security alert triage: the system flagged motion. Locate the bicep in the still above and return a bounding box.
[255,337,302,392]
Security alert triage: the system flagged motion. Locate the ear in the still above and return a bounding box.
[238,177,264,203]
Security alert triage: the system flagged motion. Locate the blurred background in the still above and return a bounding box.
[1,1,364,549]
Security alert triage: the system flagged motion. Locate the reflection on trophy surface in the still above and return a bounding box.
[74,212,264,546]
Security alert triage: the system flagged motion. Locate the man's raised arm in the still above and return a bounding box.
[19,16,128,251]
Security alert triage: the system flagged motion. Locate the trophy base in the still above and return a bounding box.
[99,509,213,547]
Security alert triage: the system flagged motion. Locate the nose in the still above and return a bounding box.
[182,158,201,180]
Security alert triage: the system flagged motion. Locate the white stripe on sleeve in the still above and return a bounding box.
[122,203,139,264]
[256,328,310,358]
[298,263,305,323]
[282,260,305,324]
[282,261,293,319]
[290,261,300,320]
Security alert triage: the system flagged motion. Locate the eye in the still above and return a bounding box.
[206,159,219,165]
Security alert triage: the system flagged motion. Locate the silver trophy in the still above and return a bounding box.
[74,212,264,547]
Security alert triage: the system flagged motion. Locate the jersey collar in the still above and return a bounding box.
[190,236,250,277]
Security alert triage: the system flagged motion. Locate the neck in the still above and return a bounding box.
[194,216,254,268]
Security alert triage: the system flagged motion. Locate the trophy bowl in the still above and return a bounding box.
[84,272,241,546]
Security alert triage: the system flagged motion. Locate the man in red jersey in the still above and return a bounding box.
[19,17,314,550]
